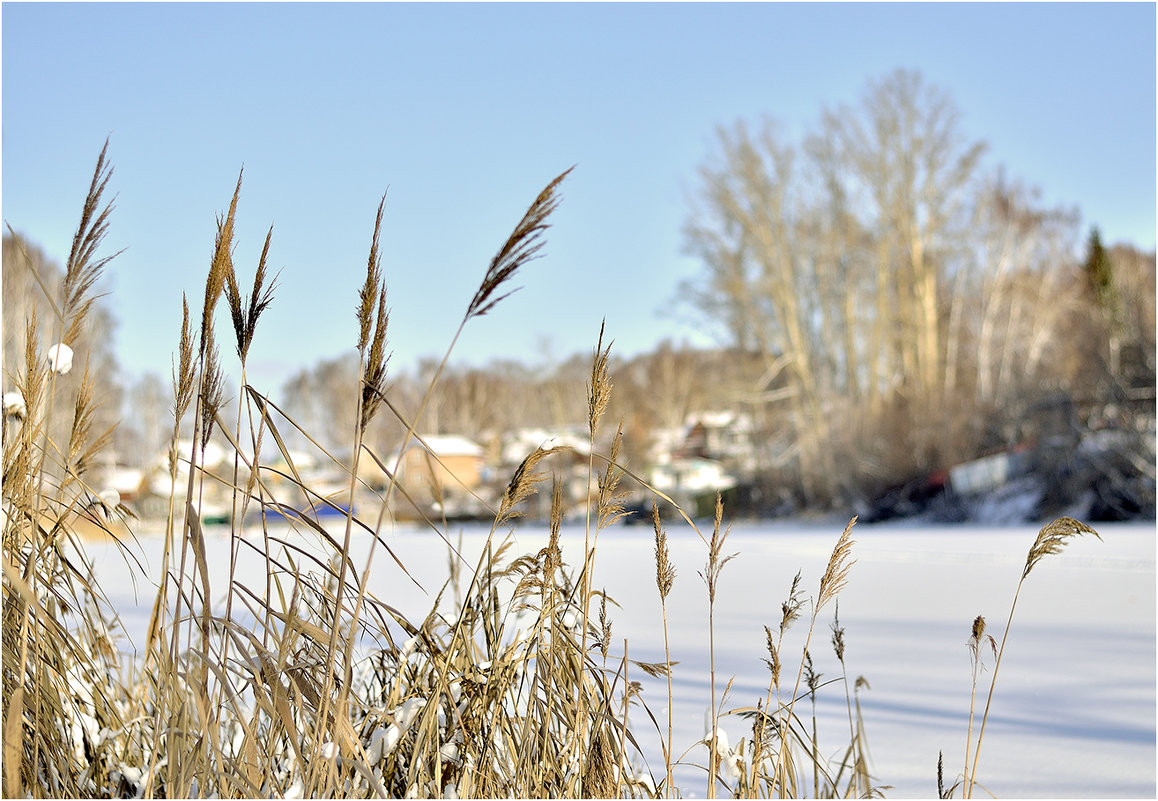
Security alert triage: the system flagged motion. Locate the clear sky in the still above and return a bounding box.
[4,2,1155,393]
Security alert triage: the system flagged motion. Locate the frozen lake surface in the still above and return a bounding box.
[86,516,1155,798]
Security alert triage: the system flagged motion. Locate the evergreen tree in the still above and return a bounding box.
[1083,226,1116,311]
[1082,226,1124,382]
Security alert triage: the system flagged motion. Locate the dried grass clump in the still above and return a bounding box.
[3,141,134,799]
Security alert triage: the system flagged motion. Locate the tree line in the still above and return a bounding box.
[3,69,1153,515]
[678,69,1154,508]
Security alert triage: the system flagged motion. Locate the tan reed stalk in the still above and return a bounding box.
[2,143,140,800]
[31,140,118,523]
[575,318,613,778]
[830,600,863,798]
[2,141,123,799]
[306,192,389,797]
[382,168,572,509]
[964,517,1100,798]
[369,173,571,784]
[210,220,277,772]
[803,649,822,796]
[773,515,857,794]
[620,638,631,792]
[961,614,994,797]
[159,171,241,797]
[699,493,736,799]
[4,318,46,799]
[652,500,677,797]
[139,294,196,799]
[750,567,802,793]
[852,675,876,795]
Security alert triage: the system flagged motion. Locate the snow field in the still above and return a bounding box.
[85,518,1154,797]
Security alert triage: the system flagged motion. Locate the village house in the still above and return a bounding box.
[387,434,492,521]
[499,427,593,519]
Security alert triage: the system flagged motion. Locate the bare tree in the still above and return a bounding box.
[820,69,986,403]
[680,70,1034,505]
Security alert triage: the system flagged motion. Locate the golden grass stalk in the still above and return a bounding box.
[575,317,615,784]
[154,170,249,797]
[496,444,563,528]
[224,223,278,363]
[699,494,735,798]
[749,567,802,792]
[61,138,122,348]
[587,319,613,441]
[772,517,857,793]
[960,614,995,796]
[466,167,573,322]
[378,169,569,535]
[2,141,128,801]
[217,220,279,760]
[803,649,822,796]
[818,515,857,613]
[200,170,242,354]
[358,195,390,431]
[830,600,872,797]
[964,517,1101,798]
[63,361,115,489]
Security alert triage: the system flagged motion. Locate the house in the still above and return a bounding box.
[136,439,233,521]
[649,457,737,517]
[390,434,491,521]
[677,411,757,470]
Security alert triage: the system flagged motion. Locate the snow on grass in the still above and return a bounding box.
[85,517,1155,798]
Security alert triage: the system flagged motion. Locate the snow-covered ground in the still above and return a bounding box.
[85,516,1155,798]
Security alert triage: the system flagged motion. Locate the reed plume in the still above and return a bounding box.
[200,170,242,354]
[1023,516,1101,579]
[224,224,278,363]
[61,139,122,348]
[700,494,735,798]
[773,518,858,793]
[596,423,629,529]
[64,362,114,484]
[173,295,196,420]
[652,501,676,796]
[198,329,226,450]
[356,195,386,353]
[652,502,676,601]
[496,444,563,527]
[465,167,573,322]
[353,196,391,433]
[360,286,390,430]
[818,515,857,612]
[587,319,613,441]
[964,517,1101,797]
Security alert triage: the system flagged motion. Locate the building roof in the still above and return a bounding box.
[413,434,485,458]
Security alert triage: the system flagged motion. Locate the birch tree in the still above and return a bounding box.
[680,70,990,503]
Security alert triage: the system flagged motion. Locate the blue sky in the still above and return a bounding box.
[4,2,1155,393]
